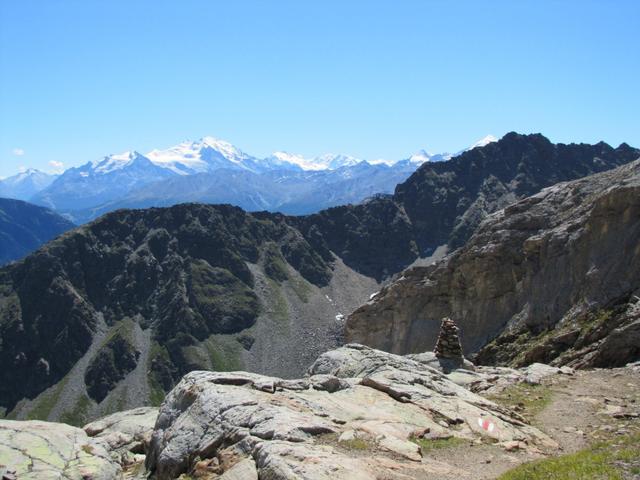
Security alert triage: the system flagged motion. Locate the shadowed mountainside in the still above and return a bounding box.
[0,198,75,265]
[1,132,638,423]
[346,159,640,369]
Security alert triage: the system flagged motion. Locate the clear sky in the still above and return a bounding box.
[1,0,639,177]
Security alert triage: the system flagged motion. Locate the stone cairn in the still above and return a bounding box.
[434,317,464,360]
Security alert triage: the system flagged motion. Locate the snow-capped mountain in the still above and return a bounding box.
[68,161,421,223]
[146,136,370,173]
[146,136,259,174]
[0,169,58,201]
[469,134,498,150]
[405,135,498,166]
[21,134,496,221]
[408,150,454,164]
[31,152,175,211]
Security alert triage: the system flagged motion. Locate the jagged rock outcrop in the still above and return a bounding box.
[0,419,123,479]
[1,133,638,422]
[346,159,640,368]
[145,344,554,479]
[0,198,74,265]
[295,133,640,279]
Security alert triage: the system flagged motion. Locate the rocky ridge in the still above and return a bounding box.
[346,158,640,368]
[294,132,640,280]
[1,133,638,423]
[0,204,376,423]
[145,344,556,479]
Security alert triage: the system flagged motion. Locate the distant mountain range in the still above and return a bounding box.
[0,198,75,265]
[2,132,637,421]
[0,169,58,201]
[2,135,497,222]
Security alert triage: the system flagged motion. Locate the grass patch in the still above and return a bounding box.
[147,342,170,407]
[289,276,311,303]
[487,383,552,421]
[264,278,290,330]
[149,376,166,407]
[262,243,289,282]
[203,334,244,371]
[24,375,70,421]
[498,433,640,480]
[410,435,467,452]
[190,260,259,334]
[318,432,375,452]
[340,437,371,450]
[59,393,92,427]
[80,444,95,455]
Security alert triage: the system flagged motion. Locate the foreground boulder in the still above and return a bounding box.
[83,406,158,466]
[146,344,555,479]
[0,419,122,479]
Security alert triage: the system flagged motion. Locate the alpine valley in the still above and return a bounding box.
[1,132,639,480]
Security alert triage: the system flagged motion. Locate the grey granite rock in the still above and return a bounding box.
[0,419,122,480]
[346,159,640,368]
[146,344,555,479]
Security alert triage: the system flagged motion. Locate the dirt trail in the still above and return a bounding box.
[414,366,640,479]
[534,367,640,453]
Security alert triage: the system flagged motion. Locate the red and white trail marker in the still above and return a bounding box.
[478,418,495,433]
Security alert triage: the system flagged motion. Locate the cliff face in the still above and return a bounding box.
[346,159,640,368]
[295,133,640,279]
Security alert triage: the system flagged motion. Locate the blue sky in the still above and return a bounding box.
[1,0,639,177]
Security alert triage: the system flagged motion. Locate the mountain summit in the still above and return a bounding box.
[23,136,478,221]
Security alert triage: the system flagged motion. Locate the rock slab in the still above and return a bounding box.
[146,344,555,479]
[0,419,122,480]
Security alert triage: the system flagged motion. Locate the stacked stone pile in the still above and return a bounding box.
[434,317,464,359]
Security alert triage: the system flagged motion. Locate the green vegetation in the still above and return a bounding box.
[498,433,640,480]
[148,342,171,406]
[518,308,614,366]
[190,259,260,334]
[85,325,140,402]
[339,437,371,451]
[480,307,618,367]
[289,276,312,303]
[203,334,244,371]
[262,243,289,282]
[60,394,92,427]
[319,432,374,452]
[149,379,165,407]
[410,435,467,452]
[23,375,70,421]
[487,383,552,420]
[264,278,290,330]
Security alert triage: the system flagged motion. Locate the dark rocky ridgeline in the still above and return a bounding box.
[294,133,640,280]
[0,198,75,265]
[346,159,640,369]
[0,203,332,416]
[1,132,638,421]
